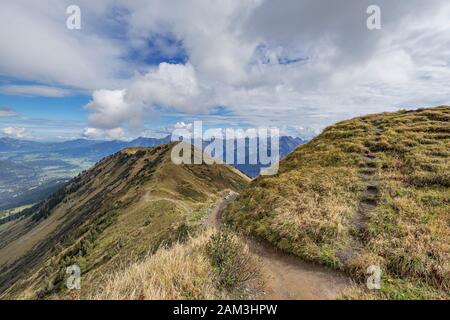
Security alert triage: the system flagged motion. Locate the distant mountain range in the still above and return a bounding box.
[0,136,172,159]
[0,135,305,178]
[0,134,305,212]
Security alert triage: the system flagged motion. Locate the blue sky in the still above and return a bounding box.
[1,0,449,141]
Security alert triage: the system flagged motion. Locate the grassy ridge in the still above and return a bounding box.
[223,106,449,299]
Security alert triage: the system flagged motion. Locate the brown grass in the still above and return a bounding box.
[90,229,258,300]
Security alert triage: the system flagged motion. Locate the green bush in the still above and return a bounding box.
[206,229,258,290]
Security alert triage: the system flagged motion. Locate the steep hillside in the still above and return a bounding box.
[90,227,260,300]
[223,106,449,299]
[0,142,250,299]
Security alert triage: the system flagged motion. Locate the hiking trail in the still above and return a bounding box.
[207,192,352,300]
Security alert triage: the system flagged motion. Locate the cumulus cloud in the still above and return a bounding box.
[0,107,18,117]
[85,90,136,130]
[127,63,204,112]
[87,0,450,134]
[85,63,206,131]
[125,0,256,85]
[1,126,31,139]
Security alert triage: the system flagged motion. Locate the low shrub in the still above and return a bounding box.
[206,229,258,290]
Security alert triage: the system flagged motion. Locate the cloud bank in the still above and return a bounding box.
[1,0,450,138]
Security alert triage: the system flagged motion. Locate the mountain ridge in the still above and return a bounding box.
[0,142,250,298]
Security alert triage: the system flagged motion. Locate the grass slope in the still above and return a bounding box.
[223,106,449,299]
[0,143,250,299]
[91,228,259,300]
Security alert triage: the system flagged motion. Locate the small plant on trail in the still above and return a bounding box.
[206,229,258,290]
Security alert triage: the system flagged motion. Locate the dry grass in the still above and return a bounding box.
[223,167,362,268]
[90,229,258,300]
[91,230,222,300]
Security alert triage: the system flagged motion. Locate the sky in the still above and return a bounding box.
[0,0,449,141]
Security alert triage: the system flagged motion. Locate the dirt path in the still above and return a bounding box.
[207,192,352,300]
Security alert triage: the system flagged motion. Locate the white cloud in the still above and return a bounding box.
[1,126,31,139]
[82,127,125,140]
[0,0,126,91]
[0,85,73,97]
[91,0,450,134]
[125,0,257,85]
[85,89,136,130]
[85,63,205,132]
[174,122,193,130]
[126,63,205,113]
[161,121,193,135]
